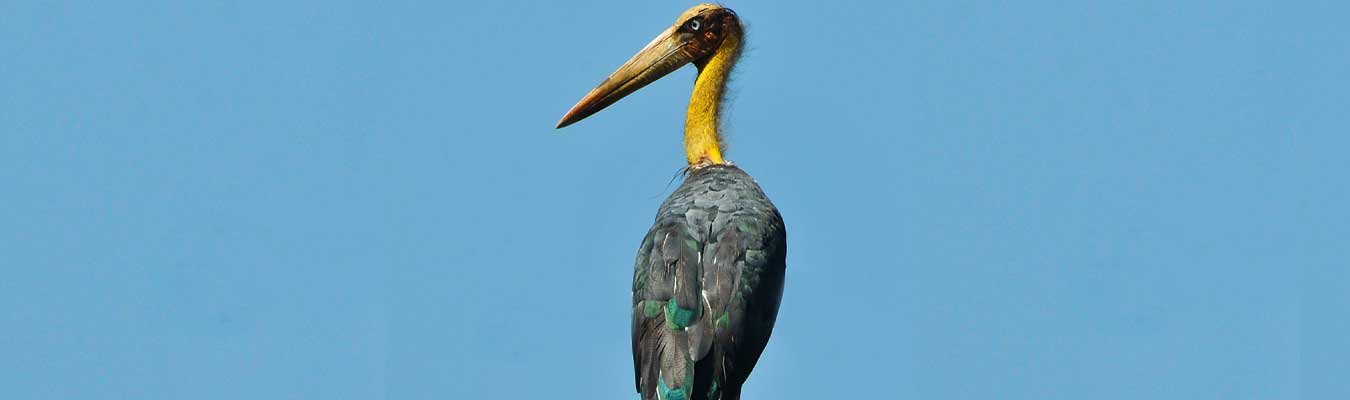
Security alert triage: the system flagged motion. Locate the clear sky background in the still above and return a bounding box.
[2,1,1345,399]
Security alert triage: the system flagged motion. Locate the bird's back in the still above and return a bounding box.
[631,164,786,400]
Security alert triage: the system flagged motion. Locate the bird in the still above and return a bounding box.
[555,4,787,400]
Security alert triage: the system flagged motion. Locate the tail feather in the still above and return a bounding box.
[637,319,724,400]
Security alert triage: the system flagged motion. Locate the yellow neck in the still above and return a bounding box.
[684,31,742,167]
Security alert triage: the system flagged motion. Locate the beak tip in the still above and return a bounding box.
[555,115,575,129]
[556,102,590,129]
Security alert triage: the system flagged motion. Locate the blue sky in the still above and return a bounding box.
[2,1,1345,399]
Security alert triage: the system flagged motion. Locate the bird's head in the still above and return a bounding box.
[556,4,742,129]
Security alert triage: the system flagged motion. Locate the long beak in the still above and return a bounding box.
[556,27,694,129]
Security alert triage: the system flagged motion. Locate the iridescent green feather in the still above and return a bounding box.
[665,298,701,330]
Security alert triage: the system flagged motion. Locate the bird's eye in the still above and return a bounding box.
[685,18,702,31]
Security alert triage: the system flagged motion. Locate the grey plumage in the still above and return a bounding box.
[632,164,786,400]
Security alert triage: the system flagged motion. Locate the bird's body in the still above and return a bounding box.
[556,5,786,399]
[632,164,785,400]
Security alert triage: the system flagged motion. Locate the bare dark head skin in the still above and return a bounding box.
[680,7,741,69]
